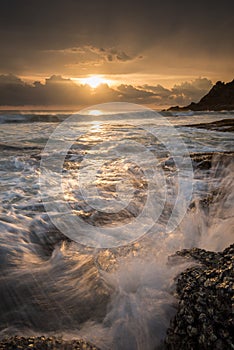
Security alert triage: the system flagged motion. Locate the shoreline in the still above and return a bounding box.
[0,336,100,349]
[1,244,233,350]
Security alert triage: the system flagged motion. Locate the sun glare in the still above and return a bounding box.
[77,75,112,88]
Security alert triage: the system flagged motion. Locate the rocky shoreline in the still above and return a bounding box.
[181,118,234,133]
[0,148,233,349]
[0,336,100,349]
[0,244,233,349]
[168,79,234,111]
[165,244,234,349]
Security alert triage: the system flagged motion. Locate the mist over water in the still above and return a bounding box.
[0,108,233,349]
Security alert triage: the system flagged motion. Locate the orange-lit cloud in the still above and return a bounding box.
[0,74,213,108]
[0,0,233,85]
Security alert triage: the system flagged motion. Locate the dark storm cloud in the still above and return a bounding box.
[0,74,212,107]
[0,0,233,77]
[87,47,136,62]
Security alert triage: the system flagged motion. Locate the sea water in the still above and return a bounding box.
[0,106,233,349]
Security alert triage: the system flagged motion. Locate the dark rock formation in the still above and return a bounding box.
[169,79,234,111]
[165,244,234,350]
[180,119,234,132]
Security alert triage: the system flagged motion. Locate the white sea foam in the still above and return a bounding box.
[0,110,233,349]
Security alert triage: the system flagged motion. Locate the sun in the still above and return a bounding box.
[77,75,112,88]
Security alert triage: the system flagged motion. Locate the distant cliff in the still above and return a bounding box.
[169,79,234,111]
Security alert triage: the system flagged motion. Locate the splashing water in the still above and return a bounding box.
[0,105,233,349]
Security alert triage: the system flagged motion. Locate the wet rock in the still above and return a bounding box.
[0,336,100,349]
[165,244,234,349]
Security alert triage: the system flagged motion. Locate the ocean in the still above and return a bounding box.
[0,103,233,349]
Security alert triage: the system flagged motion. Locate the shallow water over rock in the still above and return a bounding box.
[0,109,233,349]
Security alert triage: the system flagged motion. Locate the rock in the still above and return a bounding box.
[0,336,100,349]
[168,79,234,111]
[165,244,234,350]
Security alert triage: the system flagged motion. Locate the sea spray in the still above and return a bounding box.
[0,110,233,350]
[76,153,234,349]
[180,153,234,251]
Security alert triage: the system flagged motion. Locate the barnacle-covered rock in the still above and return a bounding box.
[165,244,234,349]
[0,336,100,349]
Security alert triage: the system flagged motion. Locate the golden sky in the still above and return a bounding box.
[0,0,233,108]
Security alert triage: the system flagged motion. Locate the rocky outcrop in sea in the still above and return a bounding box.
[169,79,234,111]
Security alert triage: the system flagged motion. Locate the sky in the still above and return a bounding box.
[0,0,233,109]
